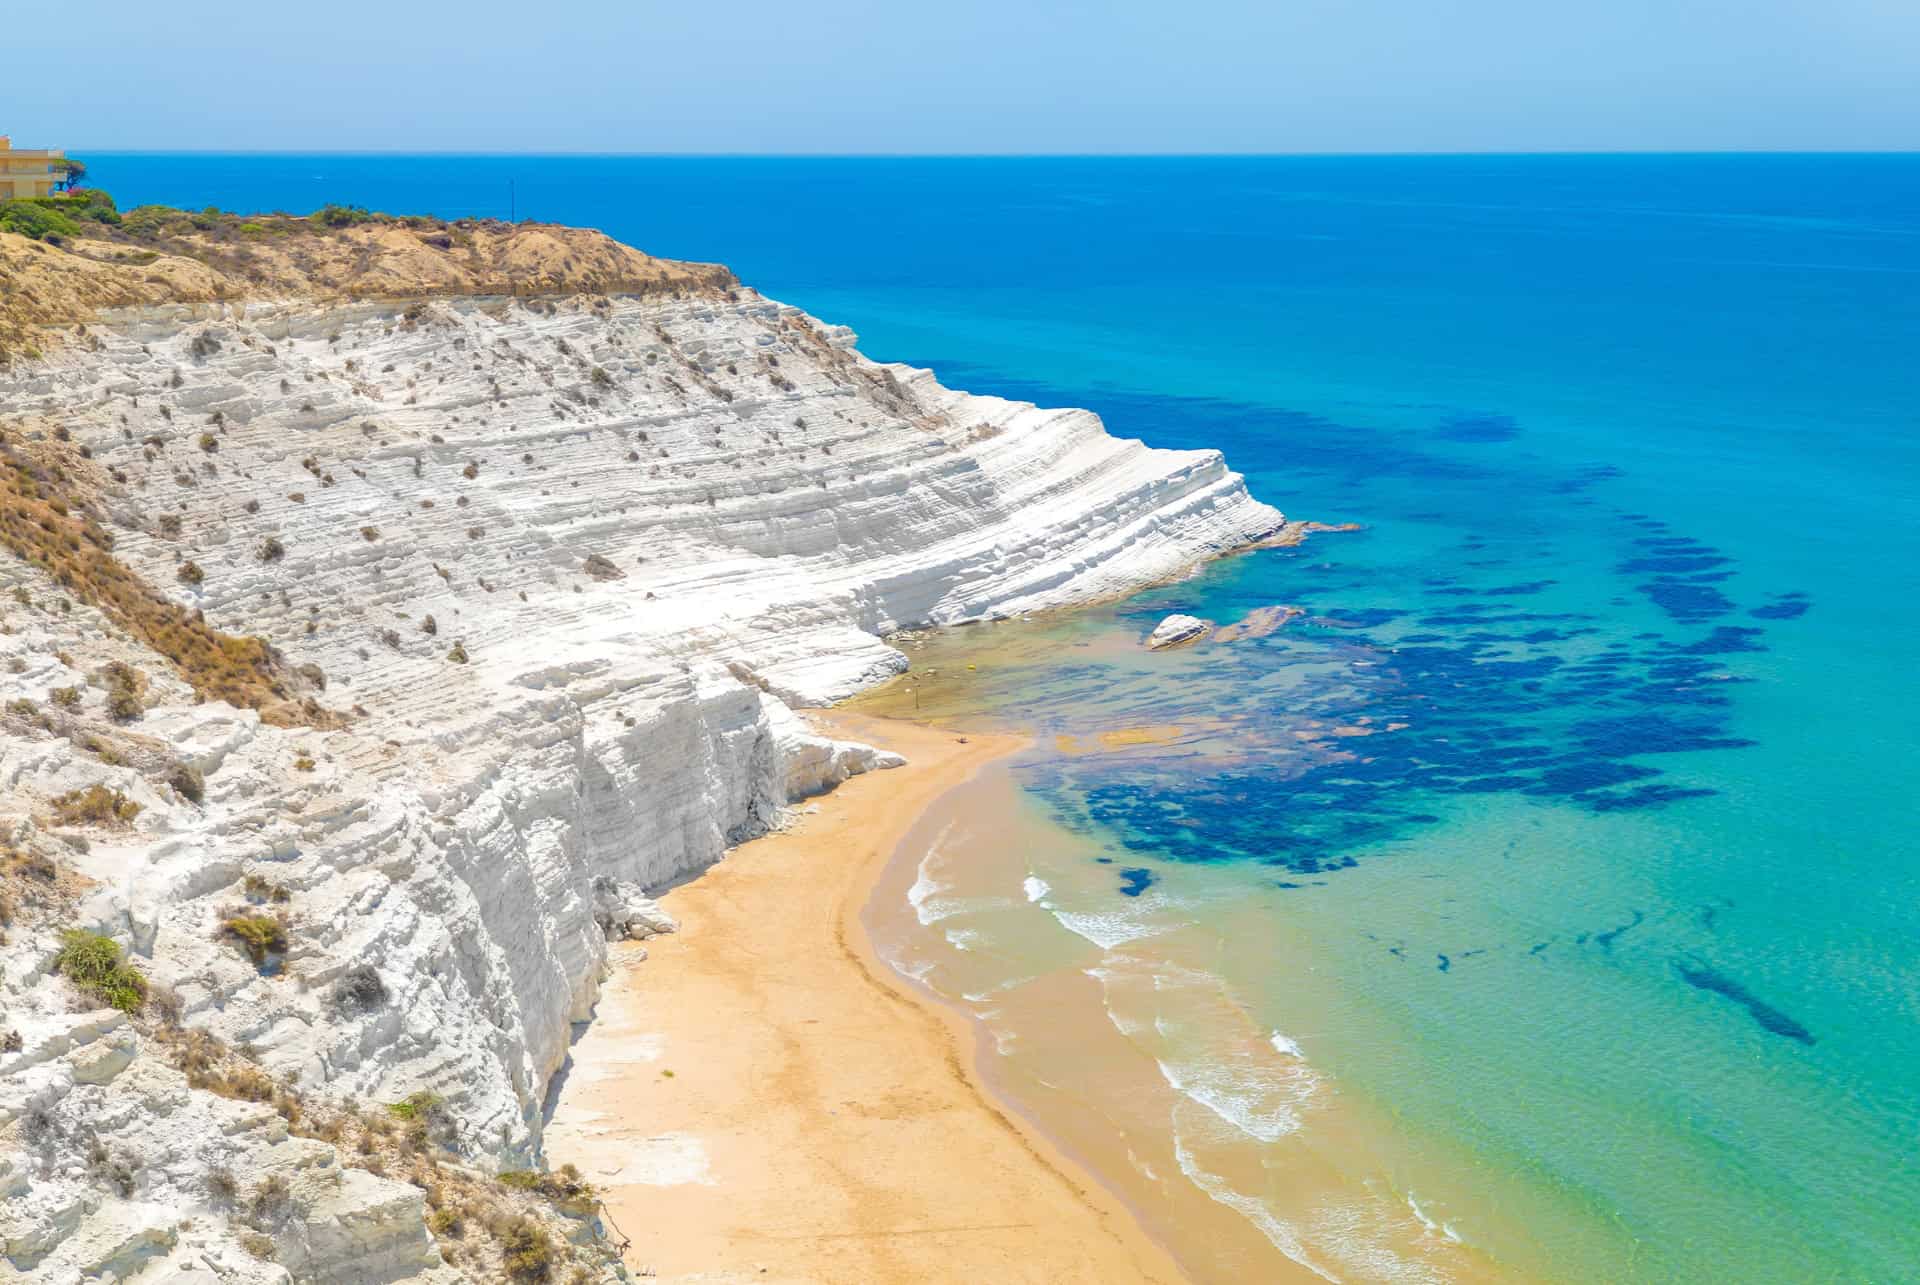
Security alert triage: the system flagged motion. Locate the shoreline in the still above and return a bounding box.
[546,709,1186,1284]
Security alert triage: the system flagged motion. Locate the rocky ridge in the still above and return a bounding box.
[0,223,1286,1281]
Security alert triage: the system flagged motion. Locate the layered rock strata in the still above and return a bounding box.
[0,225,1284,1280]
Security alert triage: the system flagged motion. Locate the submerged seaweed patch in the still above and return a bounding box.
[1675,962,1815,1045]
[895,372,1776,885]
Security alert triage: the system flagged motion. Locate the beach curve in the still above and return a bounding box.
[545,708,1187,1283]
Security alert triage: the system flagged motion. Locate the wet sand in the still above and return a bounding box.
[546,709,1185,1284]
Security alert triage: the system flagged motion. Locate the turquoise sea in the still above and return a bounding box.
[90,154,1920,1280]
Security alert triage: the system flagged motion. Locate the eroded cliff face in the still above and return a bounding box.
[0,235,1284,1280]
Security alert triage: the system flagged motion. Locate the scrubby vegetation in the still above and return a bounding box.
[331,963,388,1012]
[241,872,292,904]
[0,436,334,726]
[50,784,141,827]
[52,929,148,1011]
[219,910,289,965]
[497,1164,598,1217]
[101,660,143,721]
[0,190,118,244]
[388,1090,444,1122]
[492,1214,556,1282]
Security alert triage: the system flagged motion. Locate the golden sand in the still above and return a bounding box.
[545,710,1185,1284]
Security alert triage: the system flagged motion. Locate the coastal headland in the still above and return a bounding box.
[0,196,1281,1279]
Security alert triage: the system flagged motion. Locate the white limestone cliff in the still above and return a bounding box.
[0,280,1284,1281]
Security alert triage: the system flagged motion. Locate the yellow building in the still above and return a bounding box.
[0,136,67,200]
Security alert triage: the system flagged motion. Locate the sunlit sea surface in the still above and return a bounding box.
[95,153,1920,1281]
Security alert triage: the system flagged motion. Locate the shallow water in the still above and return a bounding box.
[94,153,1920,1280]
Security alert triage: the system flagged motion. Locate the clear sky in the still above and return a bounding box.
[8,0,1916,153]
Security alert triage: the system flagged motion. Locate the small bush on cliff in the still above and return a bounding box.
[102,661,144,722]
[497,1164,597,1217]
[241,873,292,904]
[53,929,148,1012]
[220,911,289,965]
[51,785,141,827]
[204,1164,239,1204]
[490,1214,556,1282]
[332,963,388,1013]
[247,1172,295,1230]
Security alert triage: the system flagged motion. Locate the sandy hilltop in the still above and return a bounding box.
[0,207,1286,1282]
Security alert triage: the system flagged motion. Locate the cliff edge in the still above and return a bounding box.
[0,214,1285,1282]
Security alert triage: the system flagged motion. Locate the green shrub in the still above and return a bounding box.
[0,199,82,244]
[311,204,378,228]
[59,188,120,226]
[387,1090,444,1121]
[53,929,148,1011]
[122,204,190,239]
[221,912,289,964]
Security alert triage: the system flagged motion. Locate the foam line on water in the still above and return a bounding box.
[1172,1132,1338,1282]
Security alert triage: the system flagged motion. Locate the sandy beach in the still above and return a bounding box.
[545,709,1185,1284]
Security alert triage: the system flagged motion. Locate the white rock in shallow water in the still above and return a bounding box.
[1145,613,1212,649]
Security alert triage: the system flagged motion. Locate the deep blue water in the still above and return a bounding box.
[86,153,1920,1280]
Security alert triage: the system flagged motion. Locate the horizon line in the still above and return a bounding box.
[61,147,1920,160]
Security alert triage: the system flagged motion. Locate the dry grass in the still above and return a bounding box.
[50,784,141,827]
[0,213,737,368]
[0,436,336,727]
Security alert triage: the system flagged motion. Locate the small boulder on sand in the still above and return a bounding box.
[1144,613,1211,650]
